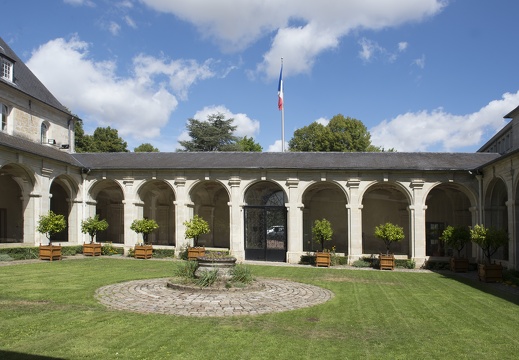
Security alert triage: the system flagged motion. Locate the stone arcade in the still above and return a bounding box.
[1,37,518,269]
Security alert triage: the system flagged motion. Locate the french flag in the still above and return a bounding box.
[277,62,283,111]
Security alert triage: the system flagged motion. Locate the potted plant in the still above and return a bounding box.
[81,215,108,256]
[130,218,159,259]
[184,214,210,260]
[36,210,66,261]
[470,224,508,282]
[312,218,333,267]
[374,222,405,270]
[440,225,471,272]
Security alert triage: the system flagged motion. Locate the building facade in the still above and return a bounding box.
[1,37,519,269]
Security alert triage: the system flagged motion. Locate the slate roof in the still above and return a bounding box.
[0,37,70,114]
[72,151,501,172]
[0,131,503,172]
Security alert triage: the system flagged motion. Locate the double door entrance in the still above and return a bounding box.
[244,206,286,262]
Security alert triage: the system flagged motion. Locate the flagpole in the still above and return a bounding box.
[280,58,285,152]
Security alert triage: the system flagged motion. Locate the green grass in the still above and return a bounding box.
[1,258,519,359]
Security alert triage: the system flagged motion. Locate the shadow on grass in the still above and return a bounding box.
[435,269,519,305]
[0,350,66,360]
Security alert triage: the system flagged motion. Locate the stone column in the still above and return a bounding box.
[228,176,244,260]
[174,177,190,251]
[286,177,302,264]
[346,178,362,262]
[506,200,516,269]
[410,180,427,267]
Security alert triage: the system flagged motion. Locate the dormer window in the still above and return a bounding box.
[1,57,13,82]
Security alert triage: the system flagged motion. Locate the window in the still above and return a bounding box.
[1,103,7,131]
[1,57,13,82]
[41,122,48,144]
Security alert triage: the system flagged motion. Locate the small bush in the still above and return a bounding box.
[178,245,189,260]
[62,246,83,256]
[101,242,122,256]
[352,259,371,268]
[0,253,14,261]
[153,249,175,258]
[331,255,348,266]
[299,254,316,265]
[0,247,39,260]
[396,259,416,269]
[423,260,450,270]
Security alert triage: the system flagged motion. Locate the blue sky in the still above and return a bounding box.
[2,0,519,152]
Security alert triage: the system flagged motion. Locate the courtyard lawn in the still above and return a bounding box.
[1,258,518,359]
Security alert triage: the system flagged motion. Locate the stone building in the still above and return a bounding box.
[1,37,518,268]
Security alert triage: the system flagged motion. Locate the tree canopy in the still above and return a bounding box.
[236,136,262,152]
[75,122,128,153]
[179,113,239,151]
[288,114,383,152]
[134,143,159,152]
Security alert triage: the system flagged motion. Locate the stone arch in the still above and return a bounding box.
[0,163,34,243]
[136,180,176,246]
[243,181,287,262]
[189,180,230,248]
[361,182,411,255]
[424,182,475,257]
[89,179,125,244]
[301,181,348,253]
[485,177,508,261]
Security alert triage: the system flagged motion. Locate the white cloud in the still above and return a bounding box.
[413,54,426,69]
[315,117,329,126]
[63,0,95,6]
[267,140,283,152]
[370,92,519,152]
[141,0,445,79]
[26,36,217,140]
[398,42,408,51]
[108,21,121,36]
[124,15,137,29]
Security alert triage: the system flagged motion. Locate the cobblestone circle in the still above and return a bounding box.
[95,278,334,317]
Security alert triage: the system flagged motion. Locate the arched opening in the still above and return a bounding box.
[243,181,287,262]
[302,182,348,253]
[189,181,229,248]
[50,180,70,242]
[485,178,508,261]
[361,184,410,255]
[0,164,25,243]
[425,184,473,257]
[91,180,124,244]
[138,180,175,246]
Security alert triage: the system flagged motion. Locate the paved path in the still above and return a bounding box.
[95,278,334,317]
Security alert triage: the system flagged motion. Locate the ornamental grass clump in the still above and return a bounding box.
[374,222,405,255]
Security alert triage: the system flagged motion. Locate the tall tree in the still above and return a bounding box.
[75,124,128,153]
[134,143,159,152]
[289,114,381,152]
[237,136,262,152]
[179,113,239,151]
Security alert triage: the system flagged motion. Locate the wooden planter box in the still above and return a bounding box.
[39,244,62,261]
[478,263,503,283]
[450,257,469,272]
[188,247,206,261]
[134,245,153,259]
[315,252,331,267]
[83,243,102,256]
[379,254,395,270]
